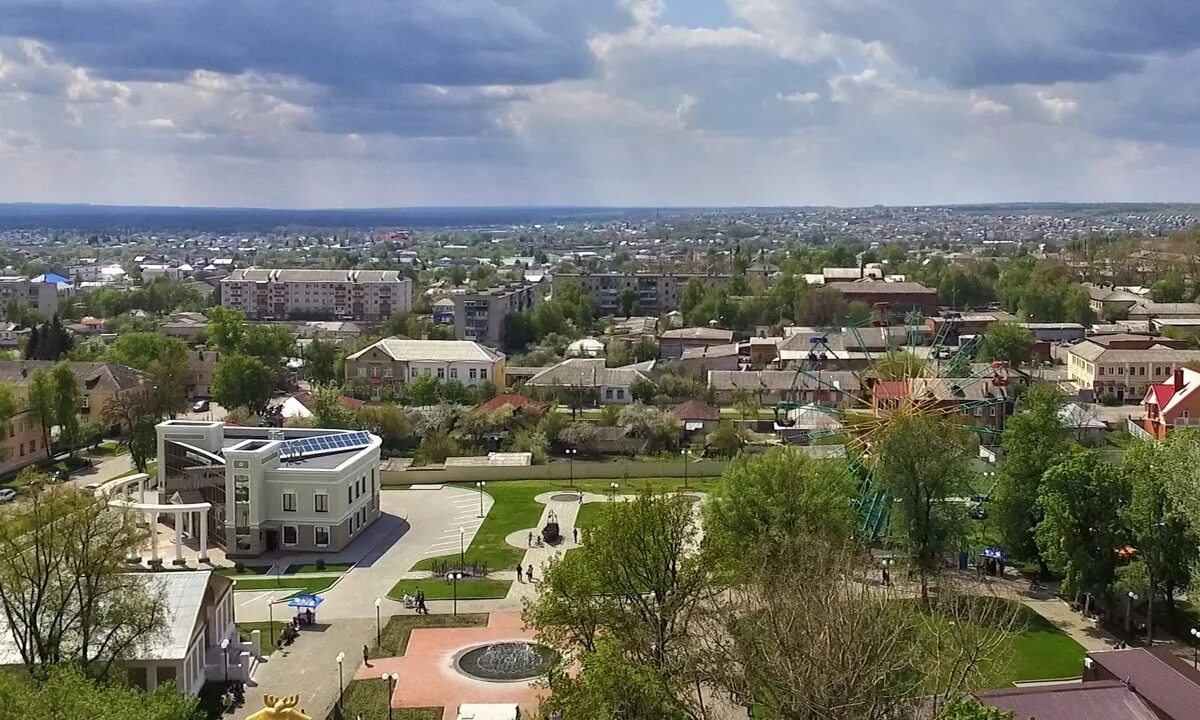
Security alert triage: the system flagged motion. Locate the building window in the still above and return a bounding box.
[616,388,625,400]
[605,388,613,400]
[30,438,35,451]
[469,368,477,380]
[283,492,296,512]
[314,493,328,513]
[384,368,393,378]
[411,368,419,379]
[450,368,458,379]
[282,525,297,546]
[370,366,379,377]
[314,526,330,547]
[348,486,353,503]
[437,367,445,379]
[480,368,488,380]
[357,367,366,378]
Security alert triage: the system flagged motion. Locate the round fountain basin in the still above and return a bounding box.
[454,641,556,683]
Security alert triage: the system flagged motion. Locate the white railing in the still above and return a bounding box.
[1127,417,1155,441]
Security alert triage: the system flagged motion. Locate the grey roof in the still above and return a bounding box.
[225,268,407,283]
[660,327,735,342]
[680,343,740,360]
[0,361,147,392]
[1060,403,1107,429]
[834,281,936,295]
[708,370,861,393]
[347,338,503,363]
[139,571,222,660]
[1070,342,1200,363]
[1130,302,1200,317]
[526,358,651,388]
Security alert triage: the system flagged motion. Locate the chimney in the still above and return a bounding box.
[1175,367,1185,389]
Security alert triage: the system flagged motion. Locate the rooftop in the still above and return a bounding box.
[347,338,504,363]
[226,268,408,283]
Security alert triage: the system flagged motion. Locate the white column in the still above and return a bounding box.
[198,509,209,563]
[138,477,146,504]
[149,512,159,562]
[174,512,184,565]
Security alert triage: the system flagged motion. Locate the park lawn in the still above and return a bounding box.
[237,622,278,656]
[232,576,339,595]
[284,562,354,574]
[387,578,511,602]
[372,614,488,658]
[1003,607,1087,683]
[338,679,441,720]
[215,565,272,576]
[409,479,717,573]
[575,501,613,530]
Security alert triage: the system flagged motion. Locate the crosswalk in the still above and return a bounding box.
[421,490,491,556]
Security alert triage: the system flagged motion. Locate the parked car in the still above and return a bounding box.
[192,399,210,413]
[0,488,15,503]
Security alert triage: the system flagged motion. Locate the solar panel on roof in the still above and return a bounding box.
[278,431,371,461]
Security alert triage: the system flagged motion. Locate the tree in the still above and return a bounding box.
[50,362,83,458]
[205,306,245,354]
[703,420,747,458]
[618,287,639,318]
[705,447,856,566]
[356,404,414,452]
[978,323,1035,367]
[1152,274,1187,303]
[26,368,56,461]
[731,388,757,421]
[993,384,1072,573]
[618,403,682,453]
[78,420,107,451]
[871,351,928,381]
[211,354,275,415]
[1036,450,1128,603]
[527,492,713,720]
[241,324,295,367]
[403,375,442,406]
[559,420,603,456]
[0,484,167,677]
[0,665,202,720]
[25,316,73,361]
[309,384,357,429]
[301,338,341,386]
[103,333,190,414]
[874,413,974,600]
[797,287,848,326]
[0,382,18,460]
[417,432,459,464]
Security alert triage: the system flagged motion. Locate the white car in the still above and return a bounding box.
[0,488,16,503]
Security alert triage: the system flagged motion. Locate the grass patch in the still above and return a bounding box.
[1003,606,1087,683]
[387,578,511,602]
[409,478,716,573]
[237,622,279,656]
[215,565,272,576]
[232,576,339,595]
[372,614,488,659]
[284,562,354,574]
[335,679,441,720]
[575,501,612,530]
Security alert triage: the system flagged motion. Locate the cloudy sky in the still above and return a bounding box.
[0,0,1196,208]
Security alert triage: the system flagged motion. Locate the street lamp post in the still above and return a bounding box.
[381,672,399,720]
[268,600,275,650]
[336,651,346,713]
[449,571,463,616]
[220,638,230,684]
[680,448,689,489]
[566,448,577,489]
[608,482,619,502]
[476,481,487,518]
[374,597,382,648]
[1191,628,1199,667]
[1126,591,1139,635]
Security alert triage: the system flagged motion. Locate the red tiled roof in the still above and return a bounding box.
[292,391,364,410]
[477,394,548,415]
[1088,647,1200,720]
[671,399,720,421]
[874,381,908,399]
[1150,383,1175,408]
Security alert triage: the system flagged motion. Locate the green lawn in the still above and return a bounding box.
[334,679,441,720]
[1003,607,1087,683]
[232,576,339,595]
[237,622,279,656]
[387,578,511,602]
[408,478,716,573]
[285,562,354,574]
[575,501,613,530]
[371,614,488,658]
[215,565,272,576]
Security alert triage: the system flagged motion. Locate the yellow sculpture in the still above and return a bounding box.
[245,694,313,720]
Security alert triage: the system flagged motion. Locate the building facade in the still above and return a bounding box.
[188,348,220,399]
[453,283,544,347]
[1067,336,1200,402]
[156,421,383,557]
[0,276,58,317]
[554,273,730,317]
[0,360,149,426]
[221,268,412,321]
[344,338,506,399]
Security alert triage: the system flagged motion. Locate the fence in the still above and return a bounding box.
[382,458,729,486]
[1127,416,1155,442]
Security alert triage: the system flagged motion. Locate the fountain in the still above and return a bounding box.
[454,641,556,682]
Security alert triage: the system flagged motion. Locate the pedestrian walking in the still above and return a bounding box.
[362,644,370,667]
[527,531,532,547]
[573,527,578,544]
[526,564,534,583]
[416,589,427,615]
[516,562,523,583]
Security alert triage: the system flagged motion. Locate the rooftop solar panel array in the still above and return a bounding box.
[278,431,371,460]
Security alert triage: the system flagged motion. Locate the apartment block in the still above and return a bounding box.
[0,276,58,317]
[554,273,730,317]
[1067,334,1200,402]
[156,421,382,557]
[453,283,544,347]
[345,338,505,398]
[221,268,412,321]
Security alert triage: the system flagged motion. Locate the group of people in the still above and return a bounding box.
[515,563,534,583]
[400,589,429,614]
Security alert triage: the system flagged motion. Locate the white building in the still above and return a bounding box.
[0,276,57,316]
[156,421,382,558]
[221,268,412,321]
[344,338,506,398]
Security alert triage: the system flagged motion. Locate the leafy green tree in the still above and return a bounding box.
[403,374,442,406]
[979,322,1035,366]
[1036,450,1128,602]
[1152,274,1187,303]
[417,432,459,464]
[26,368,56,461]
[356,404,414,451]
[0,665,202,720]
[211,354,275,415]
[797,287,848,326]
[705,447,856,566]
[240,324,295,367]
[875,414,974,600]
[309,384,358,429]
[205,306,245,354]
[301,338,341,386]
[618,287,639,318]
[25,316,73,361]
[993,384,1072,572]
[704,420,747,458]
[50,362,82,458]
[103,332,191,414]
[871,351,927,380]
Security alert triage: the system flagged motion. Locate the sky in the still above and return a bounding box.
[0,0,1198,208]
